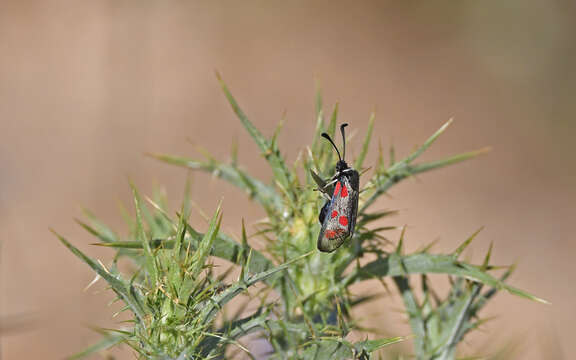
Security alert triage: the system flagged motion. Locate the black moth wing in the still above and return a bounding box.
[318,201,329,224]
[317,168,359,252]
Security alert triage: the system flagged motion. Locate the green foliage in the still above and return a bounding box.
[58,79,544,359]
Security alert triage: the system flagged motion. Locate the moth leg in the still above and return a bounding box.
[321,178,339,191]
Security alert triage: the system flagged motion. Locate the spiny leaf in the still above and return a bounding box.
[74,219,114,244]
[357,210,398,227]
[216,73,294,196]
[408,147,491,175]
[150,153,282,213]
[92,240,165,249]
[189,204,222,277]
[216,72,267,152]
[68,332,125,359]
[311,82,326,158]
[435,289,480,359]
[355,113,375,170]
[315,78,323,123]
[349,253,547,303]
[310,169,328,193]
[130,183,158,287]
[230,137,239,167]
[328,103,339,137]
[323,103,340,173]
[239,219,249,282]
[360,147,488,213]
[77,209,119,243]
[53,230,147,321]
[174,175,192,256]
[390,254,424,354]
[405,119,453,164]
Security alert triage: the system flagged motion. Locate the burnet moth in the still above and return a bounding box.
[315,123,360,253]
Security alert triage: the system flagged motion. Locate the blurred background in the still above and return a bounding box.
[1,1,575,359]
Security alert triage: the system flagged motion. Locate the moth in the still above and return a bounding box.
[314,123,360,253]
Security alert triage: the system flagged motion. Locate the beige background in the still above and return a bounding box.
[1,1,575,359]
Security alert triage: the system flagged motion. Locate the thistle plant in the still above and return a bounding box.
[57,77,545,360]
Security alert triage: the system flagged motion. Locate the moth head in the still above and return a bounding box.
[336,160,349,173]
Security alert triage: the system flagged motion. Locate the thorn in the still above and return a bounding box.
[419,239,439,253]
[84,274,101,292]
[396,225,407,255]
[482,241,494,270]
[453,227,484,259]
[214,69,223,81]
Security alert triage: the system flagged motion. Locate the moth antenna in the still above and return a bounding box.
[321,132,342,162]
[340,123,348,161]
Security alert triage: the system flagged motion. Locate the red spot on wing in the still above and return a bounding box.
[325,230,336,239]
[331,210,338,218]
[340,185,348,198]
[339,216,348,226]
[333,182,341,197]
